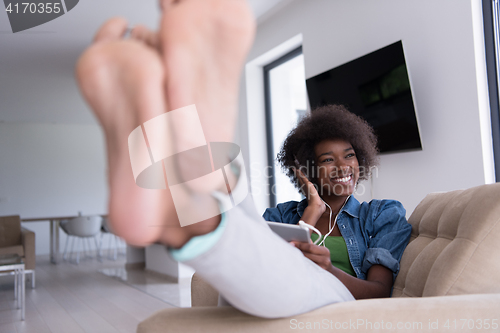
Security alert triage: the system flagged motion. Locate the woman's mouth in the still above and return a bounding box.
[331,174,352,184]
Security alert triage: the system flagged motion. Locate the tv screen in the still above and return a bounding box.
[306,41,422,154]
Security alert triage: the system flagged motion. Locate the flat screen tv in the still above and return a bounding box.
[306,41,422,154]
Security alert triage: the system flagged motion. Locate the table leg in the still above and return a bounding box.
[21,266,25,320]
[55,220,60,263]
[14,268,18,302]
[50,220,54,263]
[50,220,60,264]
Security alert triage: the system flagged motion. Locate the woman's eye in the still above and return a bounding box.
[346,153,356,158]
[321,158,333,163]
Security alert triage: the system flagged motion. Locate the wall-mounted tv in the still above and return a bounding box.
[306,41,422,154]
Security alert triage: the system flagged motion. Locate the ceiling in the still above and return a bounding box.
[0,0,287,125]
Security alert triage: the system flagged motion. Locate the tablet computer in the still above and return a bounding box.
[267,221,311,243]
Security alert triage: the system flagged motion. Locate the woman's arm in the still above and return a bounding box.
[291,241,393,299]
[330,264,393,299]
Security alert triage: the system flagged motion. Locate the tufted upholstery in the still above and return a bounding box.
[392,183,500,297]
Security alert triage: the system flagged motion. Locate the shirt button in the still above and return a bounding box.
[349,239,353,245]
[342,225,346,229]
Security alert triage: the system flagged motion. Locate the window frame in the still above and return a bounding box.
[263,46,303,207]
[483,0,500,181]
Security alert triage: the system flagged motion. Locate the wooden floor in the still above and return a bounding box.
[0,255,177,333]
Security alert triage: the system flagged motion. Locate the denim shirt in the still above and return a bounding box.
[263,196,412,281]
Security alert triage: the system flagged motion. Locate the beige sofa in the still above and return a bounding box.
[138,183,500,332]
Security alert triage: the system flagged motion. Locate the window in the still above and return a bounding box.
[263,46,308,207]
[483,0,500,181]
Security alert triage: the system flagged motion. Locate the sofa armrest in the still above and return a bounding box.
[191,273,219,307]
[21,227,35,270]
[139,293,500,333]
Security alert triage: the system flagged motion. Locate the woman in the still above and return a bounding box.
[263,104,412,300]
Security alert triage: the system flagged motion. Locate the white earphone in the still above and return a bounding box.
[298,195,350,246]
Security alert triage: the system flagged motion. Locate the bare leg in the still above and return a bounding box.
[77,19,180,247]
[160,0,255,191]
[76,0,255,248]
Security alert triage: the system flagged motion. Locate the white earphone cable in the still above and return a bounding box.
[298,221,322,245]
[318,195,351,247]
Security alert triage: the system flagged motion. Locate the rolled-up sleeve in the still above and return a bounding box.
[361,201,412,280]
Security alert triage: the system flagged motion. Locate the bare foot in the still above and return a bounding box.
[131,25,160,50]
[77,18,195,248]
[75,0,255,248]
[160,0,255,192]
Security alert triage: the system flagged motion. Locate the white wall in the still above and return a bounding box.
[0,122,110,255]
[241,0,495,216]
[145,244,195,282]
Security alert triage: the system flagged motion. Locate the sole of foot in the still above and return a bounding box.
[75,0,256,248]
[76,18,197,247]
[159,0,255,193]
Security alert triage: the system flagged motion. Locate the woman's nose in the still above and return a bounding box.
[332,165,349,177]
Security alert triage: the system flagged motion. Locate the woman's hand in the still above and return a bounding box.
[294,167,326,222]
[291,241,393,299]
[291,241,332,272]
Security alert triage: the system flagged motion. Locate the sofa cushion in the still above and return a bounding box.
[192,273,219,307]
[393,183,500,297]
[138,293,500,333]
[0,215,22,248]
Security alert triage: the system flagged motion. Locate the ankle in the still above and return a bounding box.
[165,215,222,249]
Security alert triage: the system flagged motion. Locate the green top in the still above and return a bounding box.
[310,233,356,276]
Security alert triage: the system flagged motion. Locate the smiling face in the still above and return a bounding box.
[314,139,360,198]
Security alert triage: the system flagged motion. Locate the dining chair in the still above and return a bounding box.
[60,216,102,264]
[100,217,126,260]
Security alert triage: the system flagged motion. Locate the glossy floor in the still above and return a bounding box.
[0,254,187,333]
